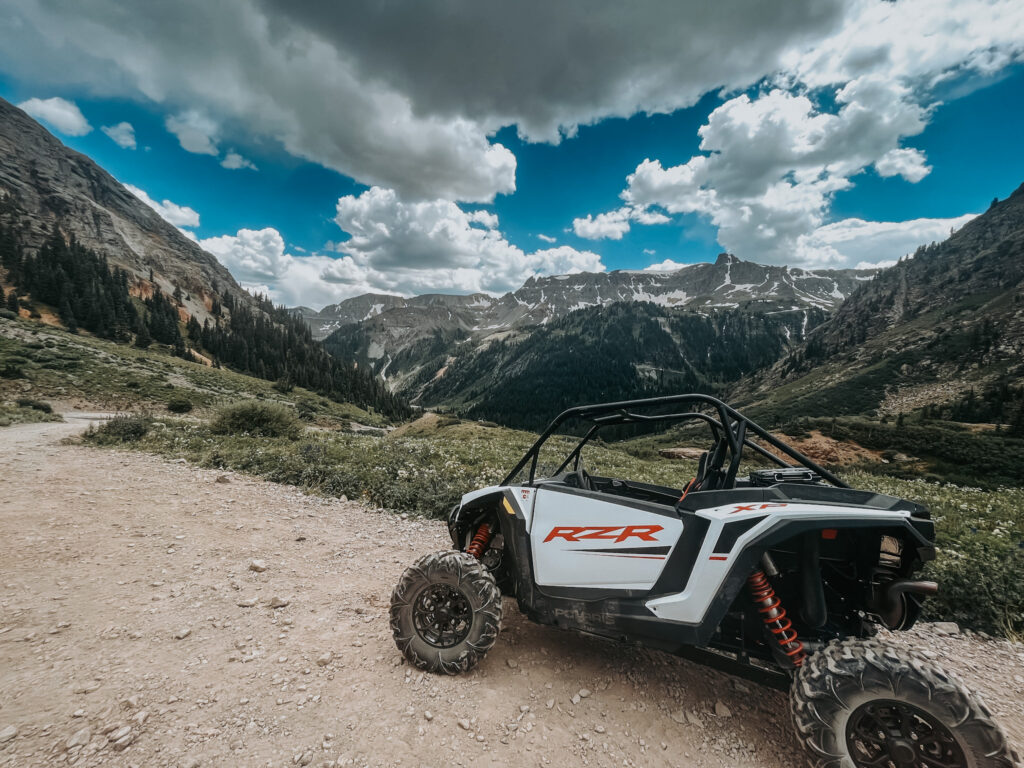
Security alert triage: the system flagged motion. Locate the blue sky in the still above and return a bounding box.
[1,1,1023,307]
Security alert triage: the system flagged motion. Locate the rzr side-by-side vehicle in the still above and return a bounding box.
[390,394,1017,767]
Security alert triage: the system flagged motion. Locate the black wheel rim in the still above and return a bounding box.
[845,699,967,768]
[412,583,472,648]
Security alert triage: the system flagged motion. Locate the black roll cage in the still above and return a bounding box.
[501,393,847,489]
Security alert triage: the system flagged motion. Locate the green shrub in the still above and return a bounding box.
[926,532,1024,636]
[211,401,301,439]
[89,414,151,443]
[296,399,318,421]
[15,397,52,413]
[166,395,194,414]
[0,309,16,320]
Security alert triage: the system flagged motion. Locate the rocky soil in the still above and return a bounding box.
[1,417,1022,768]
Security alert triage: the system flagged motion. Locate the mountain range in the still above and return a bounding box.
[298,254,872,339]
[314,189,1024,431]
[311,255,875,420]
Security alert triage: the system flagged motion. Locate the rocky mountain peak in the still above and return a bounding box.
[0,97,252,322]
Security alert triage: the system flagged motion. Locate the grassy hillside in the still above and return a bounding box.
[0,315,387,427]
[738,184,1024,425]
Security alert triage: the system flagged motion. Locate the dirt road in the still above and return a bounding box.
[1,419,1022,768]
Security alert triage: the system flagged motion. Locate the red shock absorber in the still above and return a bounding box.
[747,570,807,667]
[466,523,493,560]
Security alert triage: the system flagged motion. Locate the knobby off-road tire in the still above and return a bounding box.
[390,550,502,675]
[791,637,1017,768]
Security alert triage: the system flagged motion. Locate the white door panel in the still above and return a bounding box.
[531,489,683,590]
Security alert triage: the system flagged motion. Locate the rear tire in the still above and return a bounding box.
[390,550,502,675]
[791,637,1017,768]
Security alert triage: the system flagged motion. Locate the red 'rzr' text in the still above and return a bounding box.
[543,525,663,543]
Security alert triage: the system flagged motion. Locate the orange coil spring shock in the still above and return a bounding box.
[747,570,806,667]
[466,523,493,560]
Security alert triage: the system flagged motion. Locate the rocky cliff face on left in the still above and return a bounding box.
[0,97,252,321]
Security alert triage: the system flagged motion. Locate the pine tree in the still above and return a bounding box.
[6,289,18,313]
[134,316,152,348]
[186,316,202,343]
[59,295,77,333]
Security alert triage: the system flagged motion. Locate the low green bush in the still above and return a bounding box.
[15,397,52,413]
[296,399,318,421]
[166,395,193,414]
[89,414,151,443]
[927,531,1024,636]
[210,401,302,439]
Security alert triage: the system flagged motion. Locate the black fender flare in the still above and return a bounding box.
[687,515,935,646]
[448,489,523,550]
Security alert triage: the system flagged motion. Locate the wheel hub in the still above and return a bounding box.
[888,738,917,765]
[845,699,967,768]
[412,583,472,648]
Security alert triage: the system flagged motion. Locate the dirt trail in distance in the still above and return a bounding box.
[1,418,1022,768]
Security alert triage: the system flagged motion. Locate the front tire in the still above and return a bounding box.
[791,638,1017,768]
[390,550,502,675]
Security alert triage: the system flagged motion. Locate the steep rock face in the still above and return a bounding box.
[0,97,252,320]
[738,184,1024,420]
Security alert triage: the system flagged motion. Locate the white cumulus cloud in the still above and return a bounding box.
[193,188,605,307]
[165,110,219,155]
[572,206,670,240]
[615,81,934,264]
[794,212,978,268]
[323,187,604,296]
[18,96,92,136]
[221,150,257,170]
[644,259,688,272]
[125,184,201,228]
[101,121,136,149]
[874,148,930,182]
[199,228,290,284]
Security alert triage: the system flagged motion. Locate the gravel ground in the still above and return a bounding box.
[1,417,1021,767]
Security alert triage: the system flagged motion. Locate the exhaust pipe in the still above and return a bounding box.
[874,579,938,629]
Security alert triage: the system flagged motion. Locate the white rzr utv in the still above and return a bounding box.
[390,394,1017,767]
